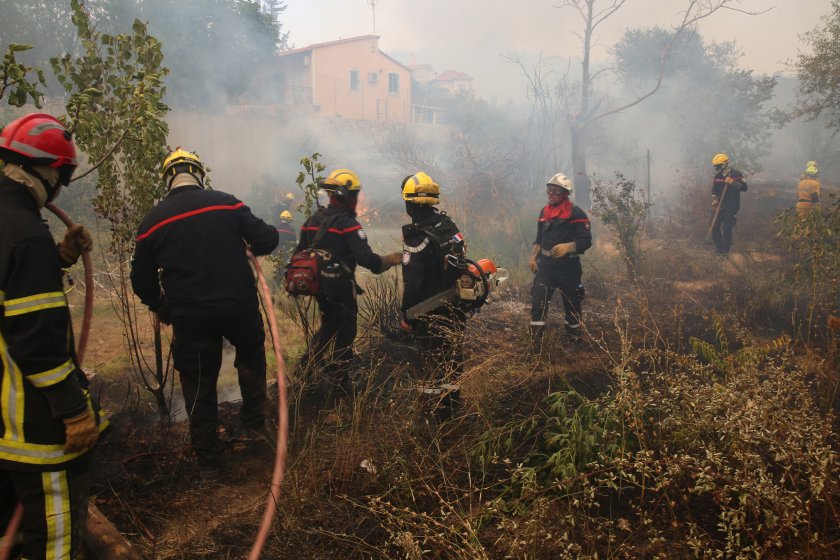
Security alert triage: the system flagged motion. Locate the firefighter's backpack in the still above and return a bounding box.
[284,211,338,296]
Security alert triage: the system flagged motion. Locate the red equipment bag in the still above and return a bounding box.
[284,251,322,295]
[284,210,337,296]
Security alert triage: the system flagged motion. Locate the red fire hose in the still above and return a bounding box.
[246,250,289,560]
[0,204,95,560]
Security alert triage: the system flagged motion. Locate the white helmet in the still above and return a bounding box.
[547,172,573,194]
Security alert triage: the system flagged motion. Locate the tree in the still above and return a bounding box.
[51,0,173,417]
[555,0,759,208]
[613,28,776,174]
[0,44,46,107]
[792,0,840,133]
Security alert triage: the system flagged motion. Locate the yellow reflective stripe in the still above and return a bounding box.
[28,360,75,388]
[0,438,85,464]
[0,333,25,441]
[3,291,66,317]
[43,470,71,560]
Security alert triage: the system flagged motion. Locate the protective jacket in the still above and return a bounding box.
[294,205,383,274]
[0,177,105,471]
[131,185,278,317]
[796,177,821,203]
[712,169,747,214]
[401,209,465,317]
[534,202,592,267]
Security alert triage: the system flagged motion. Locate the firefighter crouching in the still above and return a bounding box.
[399,172,468,416]
[294,169,401,395]
[0,113,106,559]
[710,153,748,255]
[796,161,821,218]
[529,172,592,348]
[130,149,279,479]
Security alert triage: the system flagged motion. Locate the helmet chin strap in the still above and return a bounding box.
[24,166,61,204]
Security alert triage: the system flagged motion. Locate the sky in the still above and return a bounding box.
[281,0,831,102]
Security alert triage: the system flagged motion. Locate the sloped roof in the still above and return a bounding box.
[433,70,473,82]
[277,35,410,71]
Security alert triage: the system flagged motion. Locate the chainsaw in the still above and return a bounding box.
[405,257,509,321]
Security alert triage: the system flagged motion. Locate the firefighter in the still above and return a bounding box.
[399,172,467,411]
[130,149,279,479]
[796,161,821,218]
[295,169,401,393]
[529,172,592,347]
[0,113,106,559]
[274,210,297,256]
[710,153,748,255]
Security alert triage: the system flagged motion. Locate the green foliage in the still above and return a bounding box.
[0,43,45,107]
[591,172,651,278]
[793,0,840,132]
[775,195,840,341]
[614,26,776,174]
[472,388,627,502]
[295,153,324,219]
[51,0,170,248]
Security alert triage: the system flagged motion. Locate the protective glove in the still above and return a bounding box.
[63,409,99,453]
[58,225,93,266]
[711,196,719,208]
[379,252,403,272]
[400,318,413,333]
[724,176,734,185]
[528,255,538,273]
[549,242,576,259]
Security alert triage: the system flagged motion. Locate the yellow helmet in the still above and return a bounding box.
[805,161,818,176]
[712,153,729,168]
[280,210,293,222]
[163,148,205,184]
[318,168,362,197]
[285,192,295,200]
[401,171,440,205]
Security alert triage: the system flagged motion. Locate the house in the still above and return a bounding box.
[431,70,474,96]
[275,35,412,123]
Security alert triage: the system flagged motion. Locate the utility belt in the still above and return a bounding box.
[797,199,815,204]
[540,249,580,259]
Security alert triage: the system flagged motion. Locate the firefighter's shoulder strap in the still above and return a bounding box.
[305,209,339,250]
[415,212,463,255]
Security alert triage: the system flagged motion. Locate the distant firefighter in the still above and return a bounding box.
[709,153,748,256]
[274,209,297,256]
[529,172,592,349]
[796,161,821,218]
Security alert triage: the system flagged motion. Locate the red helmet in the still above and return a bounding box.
[0,113,78,185]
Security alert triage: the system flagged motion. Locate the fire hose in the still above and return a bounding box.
[0,203,94,560]
[246,250,289,560]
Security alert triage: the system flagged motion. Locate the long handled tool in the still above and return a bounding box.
[704,181,730,242]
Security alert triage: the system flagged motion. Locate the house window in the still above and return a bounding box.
[388,73,400,95]
[350,70,360,91]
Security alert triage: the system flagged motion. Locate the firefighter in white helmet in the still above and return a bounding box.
[529,172,592,348]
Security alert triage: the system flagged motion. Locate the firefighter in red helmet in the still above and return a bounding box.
[0,113,106,559]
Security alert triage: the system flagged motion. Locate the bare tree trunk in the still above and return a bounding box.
[571,122,592,209]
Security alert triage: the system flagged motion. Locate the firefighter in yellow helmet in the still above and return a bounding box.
[131,148,279,478]
[709,153,747,255]
[293,168,401,396]
[796,161,821,218]
[529,172,592,349]
[399,172,467,416]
